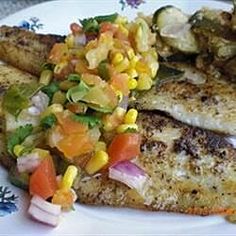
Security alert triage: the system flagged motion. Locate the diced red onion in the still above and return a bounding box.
[31,91,49,113]
[74,34,86,46]
[109,161,149,194]
[28,195,61,227]
[17,153,41,173]
[118,95,128,111]
[30,195,61,216]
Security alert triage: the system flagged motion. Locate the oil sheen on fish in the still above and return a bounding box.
[133,68,236,135]
[74,111,236,216]
[0,26,65,76]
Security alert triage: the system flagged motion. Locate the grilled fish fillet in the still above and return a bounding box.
[75,111,236,216]
[0,26,65,76]
[133,67,236,135]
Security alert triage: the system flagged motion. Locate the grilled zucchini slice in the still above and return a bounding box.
[153,6,199,53]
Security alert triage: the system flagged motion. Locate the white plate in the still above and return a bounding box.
[0,0,235,235]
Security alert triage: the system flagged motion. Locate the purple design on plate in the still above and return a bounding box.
[19,17,43,32]
[0,186,18,217]
[119,0,145,10]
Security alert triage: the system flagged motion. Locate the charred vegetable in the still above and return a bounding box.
[153,6,199,53]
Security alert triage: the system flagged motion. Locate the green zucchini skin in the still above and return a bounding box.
[152,6,200,54]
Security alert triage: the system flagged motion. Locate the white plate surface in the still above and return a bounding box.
[0,0,235,235]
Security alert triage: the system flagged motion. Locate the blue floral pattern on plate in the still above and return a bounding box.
[120,0,145,10]
[0,186,18,217]
[19,17,43,32]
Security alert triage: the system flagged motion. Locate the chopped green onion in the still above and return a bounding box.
[66,81,90,103]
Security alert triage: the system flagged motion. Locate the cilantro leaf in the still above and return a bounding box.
[80,18,99,33]
[7,124,33,155]
[40,114,57,129]
[3,83,43,117]
[80,13,118,33]
[41,82,60,100]
[73,114,101,128]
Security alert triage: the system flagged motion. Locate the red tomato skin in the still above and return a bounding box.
[29,156,57,199]
[108,133,141,167]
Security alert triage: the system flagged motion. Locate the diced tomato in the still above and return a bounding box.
[48,43,69,64]
[108,133,141,167]
[57,133,94,159]
[100,22,117,35]
[56,111,88,135]
[110,73,129,96]
[81,73,102,86]
[29,156,57,199]
[70,23,82,35]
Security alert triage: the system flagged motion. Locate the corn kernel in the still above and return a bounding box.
[129,56,139,68]
[85,151,109,175]
[65,34,74,48]
[127,68,138,78]
[136,74,153,91]
[115,57,130,73]
[13,145,25,157]
[116,124,138,133]
[128,78,138,90]
[127,48,135,60]
[112,52,124,65]
[39,70,53,85]
[61,165,78,190]
[41,103,63,118]
[124,109,138,124]
[95,141,107,152]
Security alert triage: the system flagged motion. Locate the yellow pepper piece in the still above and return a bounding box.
[61,165,78,190]
[85,151,109,175]
[112,52,124,65]
[115,57,130,73]
[116,124,138,133]
[124,109,138,124]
